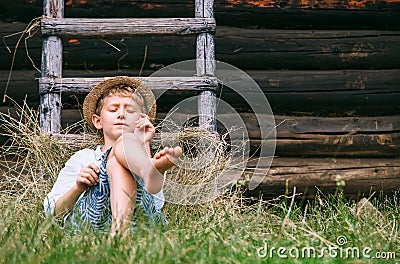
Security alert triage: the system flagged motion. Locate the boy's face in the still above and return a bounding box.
[92,95,142,143]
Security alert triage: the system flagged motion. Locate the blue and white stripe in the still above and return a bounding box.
[64,147,164,233]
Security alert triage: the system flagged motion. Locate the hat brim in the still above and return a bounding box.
[83,76,157,130]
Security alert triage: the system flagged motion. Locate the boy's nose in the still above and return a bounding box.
[117,108,126,118]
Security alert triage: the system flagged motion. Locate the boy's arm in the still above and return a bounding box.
[135,113,155,157]
[54,163,100,219]
[54,185,86,218]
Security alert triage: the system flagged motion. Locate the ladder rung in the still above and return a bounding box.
[39,77,218,94]
[41,18,216,37]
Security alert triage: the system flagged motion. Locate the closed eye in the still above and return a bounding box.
[126,106,138,113]
[108,107,118,112]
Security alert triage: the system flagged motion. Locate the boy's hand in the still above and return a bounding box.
[76,163,99,191]
[134,113,155,143]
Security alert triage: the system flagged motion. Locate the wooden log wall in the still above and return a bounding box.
[0,0,399,198]
[1,0,400,29]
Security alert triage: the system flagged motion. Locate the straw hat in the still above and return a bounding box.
[83,76,156,130]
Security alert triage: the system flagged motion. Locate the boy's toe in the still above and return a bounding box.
[172,146,183,157]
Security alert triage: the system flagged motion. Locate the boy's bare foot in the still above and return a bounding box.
[152,146,182,174]
[113,133,183,193]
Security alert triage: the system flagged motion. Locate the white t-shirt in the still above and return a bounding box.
[43,145,165,217]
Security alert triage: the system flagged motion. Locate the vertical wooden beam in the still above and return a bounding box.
[196,0,217,131]
[40,0,63,133]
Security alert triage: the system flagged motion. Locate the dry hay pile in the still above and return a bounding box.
[0,102,245,214]
[0,102,99,213]
[156,126,246,204]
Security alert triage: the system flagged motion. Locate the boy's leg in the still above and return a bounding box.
[112,133,182,194]
[106,155,137,235]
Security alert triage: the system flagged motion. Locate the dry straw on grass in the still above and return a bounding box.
[0,100,98,213]
[158,127,235,205]
[158,127,230,185]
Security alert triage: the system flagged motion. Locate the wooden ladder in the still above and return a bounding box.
[39,0,217,133]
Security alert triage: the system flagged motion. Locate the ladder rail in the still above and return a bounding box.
[196,0,217,131]
[40,0,63,133]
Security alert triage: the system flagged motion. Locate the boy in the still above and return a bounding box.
[44,76,182,234]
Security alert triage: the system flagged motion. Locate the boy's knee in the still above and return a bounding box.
[106,156,120,174]
[114,133,141,163]
[106,156,131,179]
[113,135,126,164]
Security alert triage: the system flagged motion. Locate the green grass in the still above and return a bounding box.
[0,189,399,264]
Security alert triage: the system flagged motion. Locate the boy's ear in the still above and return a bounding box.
[91,114,102,130]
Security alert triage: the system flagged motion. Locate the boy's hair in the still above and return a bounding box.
[95,84,145,116]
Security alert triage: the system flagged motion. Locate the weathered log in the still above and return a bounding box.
[220,88,400,117]
[2,69,400,116]
[215,28,400,70]
[2,23,400,70]
[1,0,400,30]
[161,112,400,157]
[41,18,216,37]
[256,135,400,158]
[243,157,400,199]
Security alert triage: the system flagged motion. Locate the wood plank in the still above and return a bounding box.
[259,135,400,158]
[38,76,218,94]
[215,28,400,70]
[243,157,400,199]
[218,69,400,93]
[156,112,400,135]
[217,69,400,116]
[41,18,216,37]
[220,90,400,117]
[3,23,400,71]
[249,114,400,135]
[2,0,400,30]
